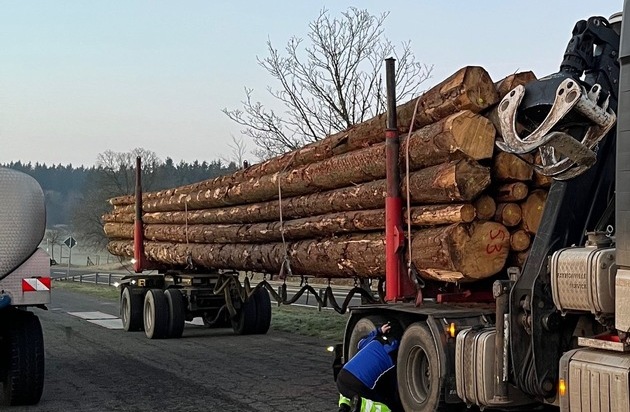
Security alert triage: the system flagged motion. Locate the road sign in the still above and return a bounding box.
[64,236,77,249]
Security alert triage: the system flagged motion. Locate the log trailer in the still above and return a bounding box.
[112,6,630,412]
[0,167,50,406]
[335,8,630,412]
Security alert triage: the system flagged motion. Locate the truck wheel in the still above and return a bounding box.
[347,315,388,359]
[121,287,144,332]
[1,310,45,406]
[143,289,169,339]
[231,295,257,335]
[164,289,185,339]
[253,287,271,334]
[397,322,453,412]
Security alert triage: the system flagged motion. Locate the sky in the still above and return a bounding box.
[0,1,622,167]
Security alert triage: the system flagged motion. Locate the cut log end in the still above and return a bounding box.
[474,195,496,221]
[456,221,510,281]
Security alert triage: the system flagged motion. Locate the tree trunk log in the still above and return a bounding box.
[110,158,490,214]
[521,190,547,234]
[403,159,490,204]
[104,204,476,244]
[496,182,529,202]
[494,71,537,99]
[110,66,499,207]
[408,204,475,226]
[106,221,509,282]
[117,116,494,212]
[494,203,522,227]
[510,229,531,252]
[474,195,496,221]
[493,152,533,182]
[486,72,537,133]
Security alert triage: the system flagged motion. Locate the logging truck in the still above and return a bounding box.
[103,7,630,412]
[0,167,50,406]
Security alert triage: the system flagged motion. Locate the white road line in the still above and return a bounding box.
[68,311,118,320]
[87,319,124,329]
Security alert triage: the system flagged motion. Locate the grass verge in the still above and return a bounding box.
[53,281,348,341]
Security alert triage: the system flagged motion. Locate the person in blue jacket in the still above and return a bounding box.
[336,322,403,412]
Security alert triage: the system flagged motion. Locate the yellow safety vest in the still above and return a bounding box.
[338,394,392,412]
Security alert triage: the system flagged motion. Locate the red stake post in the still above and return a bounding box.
[384,58,416,302]
[133,156,144,273]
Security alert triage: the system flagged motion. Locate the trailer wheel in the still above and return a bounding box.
[164,289,185,339]
[347,315,388,359]
[1,310,45,406]
[231,295,257,335]
[253,287,271,334]
[121,287,144,332]
[397,322,452,412]
[143,289,169,339]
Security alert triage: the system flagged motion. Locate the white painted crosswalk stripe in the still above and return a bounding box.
[67,311,206,330]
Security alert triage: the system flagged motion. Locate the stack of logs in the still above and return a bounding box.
[103,66,549,284]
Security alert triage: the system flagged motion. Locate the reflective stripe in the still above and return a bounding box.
[361,398,391,412]
[338,394,352,407]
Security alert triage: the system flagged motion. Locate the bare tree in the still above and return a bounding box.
[72,148,162,250]
[220,135,249,169]
[45,228,64,263]
[223,7,432,159]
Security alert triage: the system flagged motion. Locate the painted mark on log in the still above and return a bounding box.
[486,228,507,254]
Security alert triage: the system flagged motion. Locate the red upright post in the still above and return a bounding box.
[384,58,405,302]
[133,156,144,273]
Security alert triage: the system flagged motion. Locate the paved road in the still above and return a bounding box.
[12,288,339,412]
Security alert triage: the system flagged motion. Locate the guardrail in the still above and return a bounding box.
[58,273,121,287]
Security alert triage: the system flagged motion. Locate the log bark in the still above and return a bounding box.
[113,116,494,213]
[494,203,522,227]
[104,204,476,244]
[521,190,547,234]
[106,221,510,282]
[496,182,529,202]
[494,72,537,99]
[110,66,499,207]
[110,158,490,214]
[408,204,475,226]
[486,72,537,133]
[402,110,495,167]
[403,159,490,204]
[493,152,533,182]
[474,195,496,221]
[510,229,531,252]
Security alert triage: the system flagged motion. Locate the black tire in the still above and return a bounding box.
[253,288,271,335]
[164,289,186,339]
[231,295,257,335]
[347,315,388,359]
[397,322,454,412]
[121,287,144,332]
[143,289,169,339]
[1,310,45,406]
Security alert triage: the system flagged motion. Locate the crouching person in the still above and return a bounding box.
[336,322,403,412]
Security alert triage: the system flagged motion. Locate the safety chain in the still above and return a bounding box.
[211,272,385,316]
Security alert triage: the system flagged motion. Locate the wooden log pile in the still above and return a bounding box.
[103,67,549,283]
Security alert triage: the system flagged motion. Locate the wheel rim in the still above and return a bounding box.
[121,292,129,326]
[407,344,431,404]
[144,297,153,331]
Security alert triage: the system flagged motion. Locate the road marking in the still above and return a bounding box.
[68,311,118,320]
[68,311,124,330]
[87,319,124,329]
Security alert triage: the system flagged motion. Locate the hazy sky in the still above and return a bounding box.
[0,1,621,167]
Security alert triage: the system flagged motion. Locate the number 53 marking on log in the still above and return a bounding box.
[486,229,506,254]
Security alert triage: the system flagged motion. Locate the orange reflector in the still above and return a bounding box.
[558,379,567,396]
[448,323,456,338]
